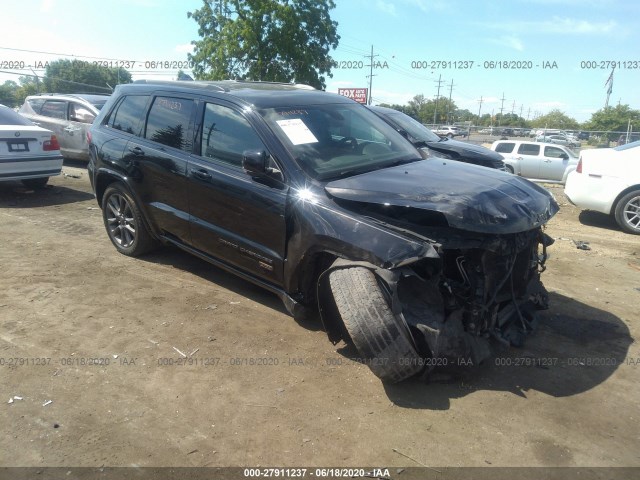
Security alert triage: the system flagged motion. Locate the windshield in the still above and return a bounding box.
[385,111,441,143]
[260,104,421,181]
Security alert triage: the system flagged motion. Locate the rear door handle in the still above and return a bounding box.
[192,169,212,181]
[128,146,145,156]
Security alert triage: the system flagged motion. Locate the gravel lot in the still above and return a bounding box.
[0,162,638,472]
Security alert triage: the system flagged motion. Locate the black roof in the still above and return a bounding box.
[122,80,355,109]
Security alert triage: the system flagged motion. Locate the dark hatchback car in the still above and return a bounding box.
[367,105,505,170]
[89,80,558,383]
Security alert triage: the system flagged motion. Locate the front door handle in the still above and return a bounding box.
[192,169,212,181]
[128,146,145,156]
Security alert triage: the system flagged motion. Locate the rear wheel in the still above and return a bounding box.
[504,164,514,174]
[102,182,158,256]
[21,177,49,189]
[614,190,640,234]
[329,267,423,383]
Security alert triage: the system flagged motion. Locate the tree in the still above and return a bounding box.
[187,0,339,89]
[530,109,579,130]
[43,59,131,94]
[584,104,640,139]
[0,80,19,107]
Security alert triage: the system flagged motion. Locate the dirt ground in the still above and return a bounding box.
[0,162,638,471]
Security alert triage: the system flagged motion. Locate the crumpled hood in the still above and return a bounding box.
[325,159,559,234]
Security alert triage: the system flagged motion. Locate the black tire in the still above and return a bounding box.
[21,177,49,189]
[614,190,640,235]
[101,182,158,256]
[504,164,514,174]
[329,267,423,383]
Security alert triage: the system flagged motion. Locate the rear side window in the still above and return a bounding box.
[107,95,149,135]
[517,143,540,155]
[40,100,67,120]
[494,142,515,153]
[200,103,265,167]
[145,96,195,151]
[544,146,566,158]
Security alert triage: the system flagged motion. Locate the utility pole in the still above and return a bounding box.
[477,96,484,122]
[446,78,455,124]
[511,100,516,116]
[433,74,444,125]
[527,107,531,120]
[519,104,524,118]
[499,92,506,126]
[365,45,378,105]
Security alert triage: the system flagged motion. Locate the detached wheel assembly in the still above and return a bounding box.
[329,267,423,383]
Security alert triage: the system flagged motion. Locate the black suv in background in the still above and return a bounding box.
[367,105,505,170]
[89,80,558,383]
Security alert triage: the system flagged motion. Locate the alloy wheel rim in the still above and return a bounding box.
[106,194,136,248]
[623,195,640,232]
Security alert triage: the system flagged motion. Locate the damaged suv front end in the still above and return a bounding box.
[260,103,559,383]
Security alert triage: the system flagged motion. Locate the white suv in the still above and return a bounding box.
[432,125,462,138]
[491,139,579,183]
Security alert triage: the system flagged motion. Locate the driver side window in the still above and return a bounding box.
[200,103,266,168]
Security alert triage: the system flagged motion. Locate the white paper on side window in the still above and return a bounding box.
[276,119,318,145]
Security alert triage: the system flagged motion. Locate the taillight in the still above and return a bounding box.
[43,135,60,151]
[576,158,582,173]
[86,130,92,145]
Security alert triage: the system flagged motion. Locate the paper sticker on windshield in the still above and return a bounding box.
[276,119,318,145]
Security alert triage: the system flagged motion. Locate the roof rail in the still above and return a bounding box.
[132,79,227,92]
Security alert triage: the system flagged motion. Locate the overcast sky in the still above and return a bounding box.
[1,0,638,122]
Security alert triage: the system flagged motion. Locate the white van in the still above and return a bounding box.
[490,140,579,183]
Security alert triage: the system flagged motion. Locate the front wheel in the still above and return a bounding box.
[614,190,640,234]
[102,182,158,256]
[329,267,423,383]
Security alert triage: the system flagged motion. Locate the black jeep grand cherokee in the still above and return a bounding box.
[88,80,558,383]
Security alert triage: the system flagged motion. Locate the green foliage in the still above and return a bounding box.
[187,0,339,89]
[530,109,579,130]
[584,104,640,140]
[43,59,131,94]
[0,80,19,107]
[0,77,42,107]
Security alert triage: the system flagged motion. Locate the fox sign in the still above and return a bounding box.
[337,88,368,104]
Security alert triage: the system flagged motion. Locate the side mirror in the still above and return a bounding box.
[560,153,569,160]
[242,150,267,175]
[396,128,409,139]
